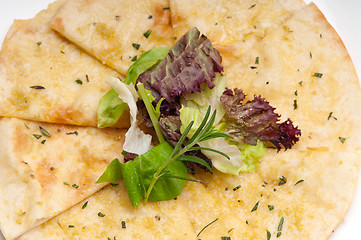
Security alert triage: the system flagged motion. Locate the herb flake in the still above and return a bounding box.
[131,56,138,62]
[82,201,88,209]
[30,85,45,90]
[33,134,42,139]
[233,185,241,191]
[197,218,218,237]
[98,212,105,217]
[313,72,323,78]
[268,205,274,211]
[75,79,83,85]
[295,179,304,185]
[251,201,259,212]
[278,176,287,186]
[221,237,231,240]
[338,137,346,144]
[39,126,51,137]
[267,230,271,240]
[121,220,126,228]
[132,43,140,50]
[143,30,152,38]
[66,131,79,136]
[277,217,284,237]
[327,112,337,120]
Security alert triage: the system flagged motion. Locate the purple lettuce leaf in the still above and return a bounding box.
[137,27,223,102]
[271,119,301,150]
[220,88,301,150]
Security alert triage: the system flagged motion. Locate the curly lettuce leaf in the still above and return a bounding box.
[138,27,223,102]
[220,88,301,150]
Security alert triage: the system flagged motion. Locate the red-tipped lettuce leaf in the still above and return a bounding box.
[220,88,301,150]
[138,27,223,102]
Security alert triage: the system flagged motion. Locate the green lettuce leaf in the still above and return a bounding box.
[137,83,165,143]
[97,89,128,128]
[200,138,266,175]
[179,102,266,175]
[97,47,170,128]
[125,47,171,85]
[96,141,187,206]
[180,73,226,131]
[179,107,203,137]
[234,140,267,172]
[96,158,123,183]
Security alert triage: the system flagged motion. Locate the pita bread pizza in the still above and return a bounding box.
[0,0,360,240]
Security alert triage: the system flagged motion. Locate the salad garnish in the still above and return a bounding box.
[97,107,231,206]
[96,27,301,205]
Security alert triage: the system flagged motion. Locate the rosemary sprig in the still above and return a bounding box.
[144,106,231,203]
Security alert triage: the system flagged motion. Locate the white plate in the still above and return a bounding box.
[0,1,360,239]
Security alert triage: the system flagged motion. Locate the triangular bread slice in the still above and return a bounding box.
[51,0,175,76]
[170,0,306,57]
[0,117,126,239]
[184,149,360,239]
[0,0,129,128]
[19,183,196,240]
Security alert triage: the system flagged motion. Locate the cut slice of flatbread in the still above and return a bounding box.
[170,0,306,57]
[0,117,126,240]
[19,183,196,240]
[51,0,175,76]
[223,3,361,152]
[0,0,129,128]
[182,149,360,239]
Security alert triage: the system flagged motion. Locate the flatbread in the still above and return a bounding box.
[51,0,175,75]
[170,0,306,57]
[0,0,129,128]
[2,1,361,240]
[19,183,196,240]
[0,117,125,239]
